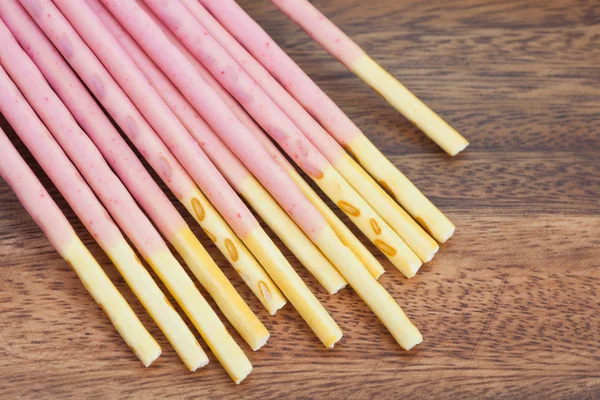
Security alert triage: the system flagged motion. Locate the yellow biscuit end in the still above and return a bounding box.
[181,187,287,313]
[243,229,343,348]
[317,166,422,278]
[146,250,252,381]
[62,237,162,367]
[105,240,208,371]
[171,227,270,351]
[346,135,455,243]
[351,55,469,156]
[240,177,347,294]
[336,153,439,263]
[316,228,423,350]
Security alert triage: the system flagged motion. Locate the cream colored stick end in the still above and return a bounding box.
[62,238,163,367]
[243,229,343,348]
[351,55,469,157]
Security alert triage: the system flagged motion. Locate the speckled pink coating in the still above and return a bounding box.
[51,0,260,237]
[182,0,345,167]
[0,64,123,251]
[19,0,258,237]
[103,0,326,237]
[126,2,296,185]
[201,0,364,147]
[2,1,187,242]
[0,128,75,253]
[140,6,298,177]
[88,0,252,192]
[144,0,333,181]
[131,7,300,177]
[10,0,197,210]
[270,0,365,66]
[0,18,175,260]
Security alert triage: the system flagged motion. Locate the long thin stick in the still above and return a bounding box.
[245,108,386,279]
[200,0,457,243]
[183,0,438,264]
[142,0,422,278]
[2,0,285,317]
[0,127,161,367]
[268,0,469,156]
[1,1,268,357]
[0,62,208,371]
[89,1,346,295]
[33,0,341,348]
[140,8,385,280]
[111,0,422,349]
[0,19,258,383]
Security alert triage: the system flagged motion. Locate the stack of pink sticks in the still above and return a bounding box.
[0,0,467,384]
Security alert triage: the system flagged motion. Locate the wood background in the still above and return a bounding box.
[1,0,599,398]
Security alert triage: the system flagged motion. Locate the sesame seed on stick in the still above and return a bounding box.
[184,0,438,263]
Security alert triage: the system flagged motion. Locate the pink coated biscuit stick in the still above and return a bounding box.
[3,0,285,316]
[141,0,422,278]
[0,23,160,258]
[2,1,269,355]
[35,0,341,348]
[140,8,385,280]
[0,127,161,367]
[115,0,422,349]
[181,0,438,264]
[0,16,263,372]
[268,0,469,157]
[201,0,457,243]
[124,0,327,235]
[88,0,346,295]
[22,0,256,238]
[0,62,207,371]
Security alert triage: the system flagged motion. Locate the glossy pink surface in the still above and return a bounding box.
[11,0,198,209]
[145,0,332,180]
[270,0,365,65]
[0,64,122,251]
[140,9,298,178]
[184,0,346,166]
[201,0,364,146]
[2,1,188,242]
[106,0,326,237]
[18,0,257,237]
[88,0,253,192]
[50,0,259,238]
[0,128,75,253]
[0,20,170,260]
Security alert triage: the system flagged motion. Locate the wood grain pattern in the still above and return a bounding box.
[1,0,599,398]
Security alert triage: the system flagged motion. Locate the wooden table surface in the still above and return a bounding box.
[1,0,599,398]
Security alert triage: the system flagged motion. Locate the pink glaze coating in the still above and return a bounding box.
[144,0,333,181]
[47,0,259,238]
[182,0,345,167]
[200,0,364,146]
[87,0,253,192]
[140,5,300,178]
[18,0,257,237]
[0,128,75,252]
[0,64,123,251]
[269,0,365,66]
[102,0,326,237]
[10,0,197,209]
[2,1,187,242]
[0,19,173,260]
[121,2,300,183]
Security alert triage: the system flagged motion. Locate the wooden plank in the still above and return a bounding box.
[1,0,599,397]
